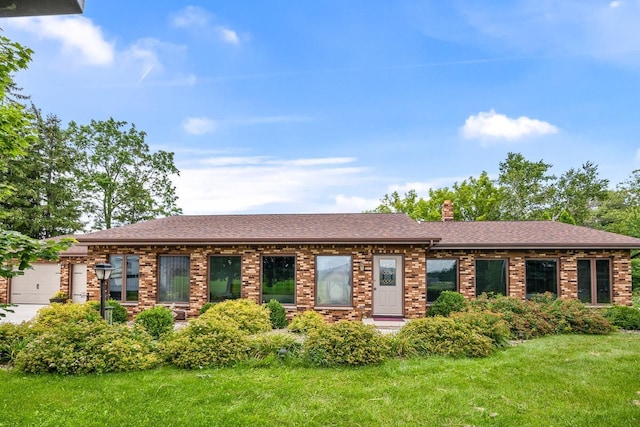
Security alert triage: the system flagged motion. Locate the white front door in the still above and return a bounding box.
[71,263,88,303]
[372,255,403,316]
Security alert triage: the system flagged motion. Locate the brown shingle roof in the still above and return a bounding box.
[75,214,640,250]
[77,213,441,245]
[421,220,640,249]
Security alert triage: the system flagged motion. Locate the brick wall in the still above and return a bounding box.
[85,244,634,321]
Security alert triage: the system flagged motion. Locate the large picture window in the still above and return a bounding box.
[525,259,557,299]
[109,255,139,302]
[475,259,507,296]
[262,255,295,304]
[426,259,458,303]
[577,259,611,305]
[209,256,242,302]
[316,256,352,306]
[159,255,190,303]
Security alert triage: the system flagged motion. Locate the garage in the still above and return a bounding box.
[10,263,61,304]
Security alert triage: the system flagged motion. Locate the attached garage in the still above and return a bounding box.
[10,263,61,304]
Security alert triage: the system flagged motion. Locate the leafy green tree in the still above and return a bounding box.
[497,152,555,220]
[0,35,75,316]
[0,107,83,238]
[68,118,182,230]
[452,172,503,221]
[548,162,609,226]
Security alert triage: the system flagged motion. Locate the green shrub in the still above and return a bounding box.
[13,322,159,374]
[160,319,250,369]
[471,294,554,339]
[604,305,640,330]
[289,310,327,334]
[429,291,467,317]
[450,310,511,347]
[198,302,216,315]
[248,332,302,359]
[304,320,389,367]
[387,333,419,358]
[87,299,129,323]
[135,306,175,339]
[542,299,612,335]
[33,302,102,328]
[264,299,288,329]
[397,317,494,358]
[0,322,33,364]
[198,299,271,334]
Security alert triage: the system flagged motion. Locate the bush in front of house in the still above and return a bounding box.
[87,299,129,323]
[0,322,33,365]
[247,332,302,360]
[160,319,250,369]
[303,320,389,367]
[264,299,288,329]
[288,310,327,334]
[541,299,612,335]
[450,310,511,347]
[604,305,640,330]
[198,302,216,315]
[428,291,467,317]
[33,302,103,328]
[198,299,271,334]
[397,317,494,358]
[14,321,159,374]
[471,294,554,340]
[135,306,175,339]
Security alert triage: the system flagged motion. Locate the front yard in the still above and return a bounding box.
[1,333,639,426]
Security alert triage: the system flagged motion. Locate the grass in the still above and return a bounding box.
[1,333,639,426]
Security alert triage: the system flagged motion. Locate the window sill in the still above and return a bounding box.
[314,306,354,311]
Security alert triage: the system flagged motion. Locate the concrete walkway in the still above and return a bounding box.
[0,304,46,324]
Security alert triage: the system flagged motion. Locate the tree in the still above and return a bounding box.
[497,152,555,220]
[452,172,503,221]
[548,162,609,226]
[0,106,83,238]
[68,118,182,230]
[0,35,74,316]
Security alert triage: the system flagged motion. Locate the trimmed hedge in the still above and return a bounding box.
[429,291,467,317]
[397,317,494,358]
[304,320,389,366]
[289,310,326,334]
[264,299,288,329]
[135,306,175,339]
[604,305,640,330]
[198,299,271,334]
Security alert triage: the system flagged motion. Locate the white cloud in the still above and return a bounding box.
[175,156,369,214]
[183,117,217,135]
[461,109,558,142]
[217,27,240,45]
[6,16,114,65]
[610,1,621,8]
[171,6,211,28]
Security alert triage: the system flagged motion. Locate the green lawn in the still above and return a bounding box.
[1,333,639,426]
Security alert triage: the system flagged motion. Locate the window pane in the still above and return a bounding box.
[159,256,190,303]
[379,259,397,286]
[316,256,352,306]
[525,260,557,299]
[427,259,457,302]
[577,260,592,304]
[126,256,139,302]
[209,256,242,302]
[109,255,123,301]
[262,256,295,304]
[475,259,507,296]
[596,260,611,304]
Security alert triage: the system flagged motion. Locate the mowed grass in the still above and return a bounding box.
[1,333,639,426]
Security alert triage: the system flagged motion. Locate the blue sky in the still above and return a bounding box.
[2,0,640,215]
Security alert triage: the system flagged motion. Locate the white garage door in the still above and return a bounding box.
[11,263,61,304]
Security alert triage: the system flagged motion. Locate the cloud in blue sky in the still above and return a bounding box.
[170,5,242,45]
[461,110,558,142]
[6,16,114,65]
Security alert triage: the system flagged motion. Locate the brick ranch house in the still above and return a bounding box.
[2,209,638,320]
[60,208,640,321]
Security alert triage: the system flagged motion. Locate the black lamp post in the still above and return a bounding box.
[94,263,113,320]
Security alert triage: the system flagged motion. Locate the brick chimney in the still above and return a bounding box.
[441,200,454,222]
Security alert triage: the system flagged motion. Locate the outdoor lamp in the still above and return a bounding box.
[94,263,113,320]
